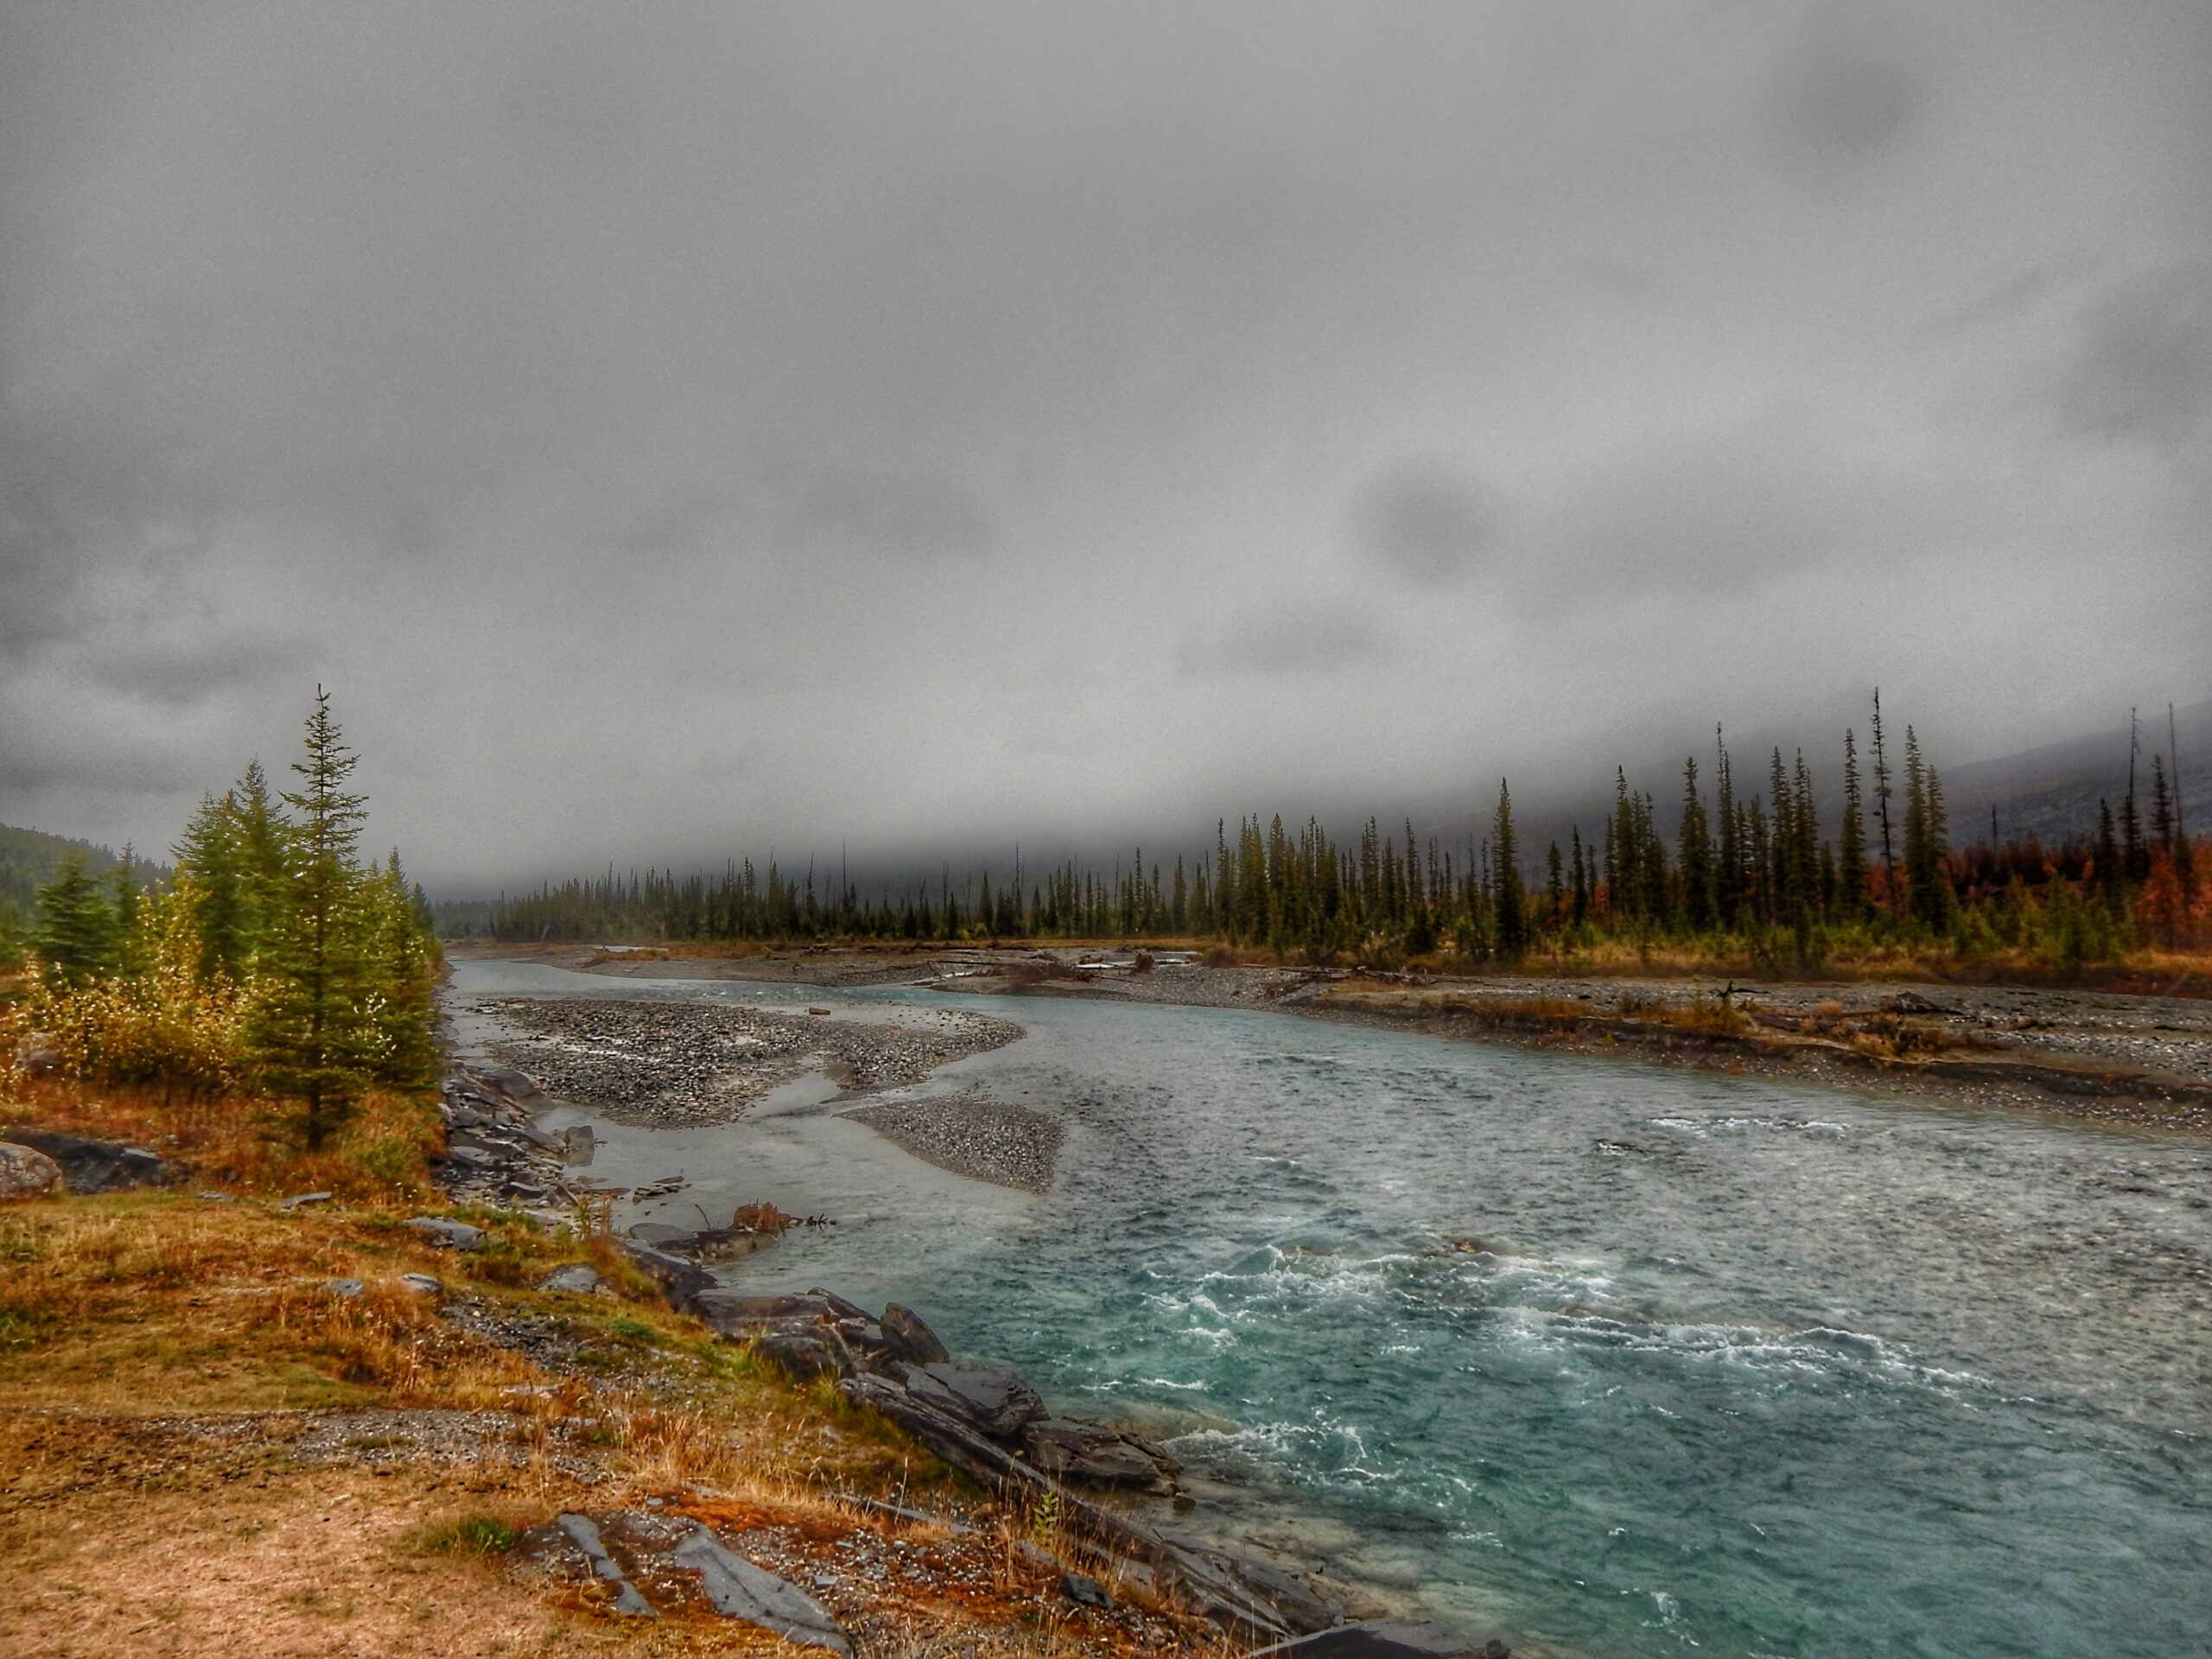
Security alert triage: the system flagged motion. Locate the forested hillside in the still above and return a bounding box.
[481,694,2207,974]
[0,826,168,959]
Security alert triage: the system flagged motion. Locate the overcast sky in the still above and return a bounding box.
[3,2,2207,890]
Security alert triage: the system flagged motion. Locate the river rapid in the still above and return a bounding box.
[447,960,2211,1659]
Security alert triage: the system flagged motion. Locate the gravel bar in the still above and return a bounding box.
[474,995,1020,1128]
[839,1094,1063,1192]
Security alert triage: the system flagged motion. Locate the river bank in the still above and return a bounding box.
[459,942,2212,1136]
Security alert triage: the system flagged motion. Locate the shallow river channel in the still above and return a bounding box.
[448,959,2211,1659]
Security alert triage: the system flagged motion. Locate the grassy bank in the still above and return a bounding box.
[0,1091,1224,1656]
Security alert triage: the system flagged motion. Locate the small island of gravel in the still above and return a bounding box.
[476,995,1020,1128]
[839,1093,1065,1192]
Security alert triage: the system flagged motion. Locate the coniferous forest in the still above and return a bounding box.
[480,696,2207,973]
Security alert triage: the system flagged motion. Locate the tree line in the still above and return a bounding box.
[480,695,2204,969]
[15,691,440,1147]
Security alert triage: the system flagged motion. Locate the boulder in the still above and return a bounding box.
[540,1263,605,1295]
[880,1302,950,1365]
[471,1065,544,1102]
[1,1128,166,1193]
[668,1521,851,1654]
[406,1217,489,1250]
[905,1363,1046,1440]
[1247,1622,1505,1659]
[754,1331,845,1381]
[1063,1571,1110,1608]
[690,1290,835,1338]
[1167,1541,1336,1635]
[322,1278,365,1298]
[0,1142,64,1201]
[619,1241,715,1309]
[1024,1417,1180,1493]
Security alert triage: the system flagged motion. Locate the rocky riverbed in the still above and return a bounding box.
[840,1093,1064,1192]
[474,995,1020,1128]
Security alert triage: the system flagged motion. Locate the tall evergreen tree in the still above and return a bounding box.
[1870,689,1899,921]
[1492,780,1527,957]
[1838,728,1869,920]
[1714,728,1743,931]
[246,690,381,1150]
[29,855,117,987]
[175,792,255,982]
[367,851,442,1090]
[1678,758,1714,931]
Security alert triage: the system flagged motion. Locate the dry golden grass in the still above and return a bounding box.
[0,1185,1217,1657]
[0,1072,444,1205]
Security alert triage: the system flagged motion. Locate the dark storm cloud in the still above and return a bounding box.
[1762,8,1928,172]
[2056,264,2212,451]
[1354,465,1497,588]
[1,2,2207,886]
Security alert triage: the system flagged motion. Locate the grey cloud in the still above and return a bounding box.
[77,627,306,707]
[1175,601,1382,682]
[1540,423,1880,603]
[0,3,2204,887]
[1762,6,1927,172]
[2056,264,2212,451]
[1354,466,1497,588]
[786,469,1001,562]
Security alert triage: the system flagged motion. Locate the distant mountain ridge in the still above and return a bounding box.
[0,823,169,921]
[1940,701,2210,848]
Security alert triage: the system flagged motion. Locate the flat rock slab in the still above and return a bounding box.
[539,1263,605,1294]
[1026,1416,1180,1492]
[906,1363,1046,1439]
[3,1128,166,1193]
[669,1522,851,1654]
[1249,1620,1507,1659]
[555,1514,656,1617]
[407,1217,489,1250]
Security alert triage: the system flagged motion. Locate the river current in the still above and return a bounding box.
[448,962,2211,1658]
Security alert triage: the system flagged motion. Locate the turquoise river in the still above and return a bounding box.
[449,961,2210,1659]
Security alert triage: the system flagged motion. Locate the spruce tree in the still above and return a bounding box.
[1870,690,1899,922]
[1492,781,1527,957]
[1714,731,1742,931]
[109,843,147,975]
[1838,728,1869,920]
[29,855,117,987]
[175,791,255,982]
[246,690,380,1150]
[368,851,441,1090]
[1677,758,1715,931]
